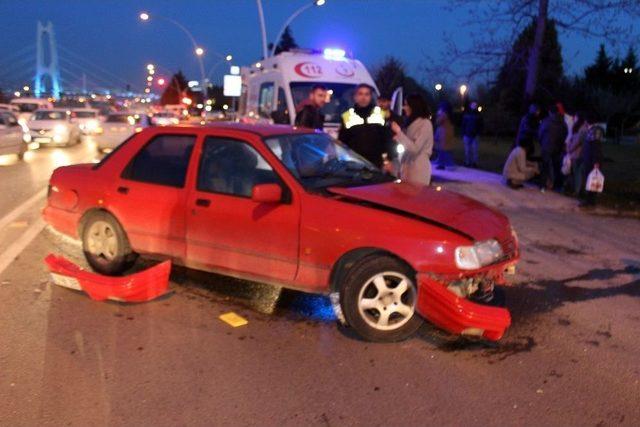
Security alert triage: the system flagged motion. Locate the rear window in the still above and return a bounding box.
[122,134,196,187]
[106,114,131,123]
[75,111,97,118]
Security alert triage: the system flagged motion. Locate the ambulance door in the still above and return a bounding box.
[391,87,404,117]
[272,78,293,125]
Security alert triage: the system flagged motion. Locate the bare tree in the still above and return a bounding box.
[426,0,640,101]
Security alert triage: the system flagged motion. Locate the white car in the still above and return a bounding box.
[97,112,148,153]
[25,109,81,147]
[10,98,54,126]
[72,108,102,135]
[0,104,20,114]
[150,111,180,126]
[0,112,27,159]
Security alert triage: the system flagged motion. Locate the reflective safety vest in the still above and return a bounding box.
[341,106,386,129]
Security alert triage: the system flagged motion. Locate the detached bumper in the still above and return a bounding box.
[416,272,512,341]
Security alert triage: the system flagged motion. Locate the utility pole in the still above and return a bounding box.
[524,0,549,103]
[256,0,268,59]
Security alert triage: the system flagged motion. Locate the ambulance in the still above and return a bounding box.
[238,48,400,137]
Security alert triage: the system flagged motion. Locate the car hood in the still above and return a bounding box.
[327,182,510,241]
[29,120,68,129]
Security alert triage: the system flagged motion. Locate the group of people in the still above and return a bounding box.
[294,84,466,186]
[503,102,605,206]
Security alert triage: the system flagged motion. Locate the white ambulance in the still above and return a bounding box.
[238,48,392,137]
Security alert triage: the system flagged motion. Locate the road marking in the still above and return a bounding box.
[0,218,46,276]
[0,187,47,232]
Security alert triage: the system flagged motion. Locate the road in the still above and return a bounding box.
[0,142,638,426]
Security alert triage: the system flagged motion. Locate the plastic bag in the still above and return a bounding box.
[585,167,604,193]
[561,154,572,176]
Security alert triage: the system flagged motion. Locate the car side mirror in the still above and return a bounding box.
[251,183,282,203]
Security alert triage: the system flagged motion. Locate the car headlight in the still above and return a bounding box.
[54,124,68,134]
[455,239,504,270]
[85,119,98,130]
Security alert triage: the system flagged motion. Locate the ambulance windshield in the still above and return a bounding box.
[290,82,371,125]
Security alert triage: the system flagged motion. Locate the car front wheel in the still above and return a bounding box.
[340,255,423,342]
[82,211,136,275]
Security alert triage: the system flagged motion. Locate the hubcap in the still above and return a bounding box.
[86,221,118,261]
[357,271,416,331]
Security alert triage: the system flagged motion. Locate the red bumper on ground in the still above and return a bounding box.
[416,273,512,341]
[45,254,171,302]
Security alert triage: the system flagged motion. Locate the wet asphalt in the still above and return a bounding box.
[0,140,639,426]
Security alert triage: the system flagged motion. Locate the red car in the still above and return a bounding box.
[44,123,519,342]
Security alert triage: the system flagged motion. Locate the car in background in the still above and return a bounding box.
[10,98,54,126]
[25,109,81,147]
[150,111,180,127]
[0,104,20,114]
[44,123,519,343]
[96,112,148,153]
[0,112,27,159]
[72,108,102,135]
[204,110,226,122]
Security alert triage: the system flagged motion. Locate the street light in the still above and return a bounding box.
[139,11,206,89]
[23,85,30,92]
[459,84,468,96]
[435,83,442,91]
[269,0,327,57]
[205,54,234,82]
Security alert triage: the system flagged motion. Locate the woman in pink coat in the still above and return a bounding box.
[390,94,434,186]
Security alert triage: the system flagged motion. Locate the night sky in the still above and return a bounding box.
[0,0,634,94]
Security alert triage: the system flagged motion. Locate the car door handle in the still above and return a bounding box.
[117,186,129,195]
[195,198,211,207]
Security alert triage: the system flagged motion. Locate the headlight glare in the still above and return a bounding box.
[54,124,68,134]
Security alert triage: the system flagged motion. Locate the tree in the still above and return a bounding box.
[492,18,564,113]
[429,1,640,105]
[160,71,190,105]
[269,26,299,55]
[373,56,433,105]
[585,44,613,89]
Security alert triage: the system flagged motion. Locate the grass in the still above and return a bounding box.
[449,136,640,212]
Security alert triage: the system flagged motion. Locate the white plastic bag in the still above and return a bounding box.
[561,154,572,176]
[585,167,604,193]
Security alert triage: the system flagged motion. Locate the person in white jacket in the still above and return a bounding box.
[502,145,540,188]
[390,94,434,186]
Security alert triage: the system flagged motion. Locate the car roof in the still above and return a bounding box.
[196,122,317,137]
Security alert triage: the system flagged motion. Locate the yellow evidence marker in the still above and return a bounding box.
[219,312,248,327]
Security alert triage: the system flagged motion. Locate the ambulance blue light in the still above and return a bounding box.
[323,48,346,60]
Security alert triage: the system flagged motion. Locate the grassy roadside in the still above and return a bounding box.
[449,136,640,212]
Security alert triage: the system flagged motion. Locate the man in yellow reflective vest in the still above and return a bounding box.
[338,84,392,168]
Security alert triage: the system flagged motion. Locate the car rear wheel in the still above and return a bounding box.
[340,255,423,342]
[82,211,136,275]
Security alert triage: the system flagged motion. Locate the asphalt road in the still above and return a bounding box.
[0,141,639,426]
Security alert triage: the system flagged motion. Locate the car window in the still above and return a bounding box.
[33,110,67,121]
[197,137,279,198]
[258,82,274,119]
[123,134,196,187]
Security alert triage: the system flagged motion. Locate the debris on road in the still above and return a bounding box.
[219,312,248,327]
[44,254,171,302]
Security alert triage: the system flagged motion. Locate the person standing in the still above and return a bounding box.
[434,103,455,170]
[294,84,327,130]
[390,93,433,185]
[538,104,568,191]
[461,102,483,167]
[516,104,541,159]
[338,84,389,168]
[579,115,605,207]
[378,94,403,174]
[565,112,588,196]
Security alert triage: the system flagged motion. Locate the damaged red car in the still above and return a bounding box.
[43,123,519,342]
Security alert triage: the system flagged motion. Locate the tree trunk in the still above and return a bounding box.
[524,0,549,103]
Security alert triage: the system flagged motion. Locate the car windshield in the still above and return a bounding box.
[16,103,40,113]
[290,82,371,124]
[265,133,393,190]
[106,114,133,123]
[33,111,66,121]
[75,111,97,118]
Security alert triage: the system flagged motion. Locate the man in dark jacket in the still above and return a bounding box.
[516,104,541,159]
[338,84,390,167]
[294,84,327,130]
[538,104,568,191]
[461,102,483,167]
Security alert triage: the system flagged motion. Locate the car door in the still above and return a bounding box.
[0,114,23,155]
[186,134,300,282]
[111,132,198,260]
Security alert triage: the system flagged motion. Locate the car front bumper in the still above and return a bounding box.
[416,259,517,341]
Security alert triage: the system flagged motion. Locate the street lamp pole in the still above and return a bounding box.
[269,0,326,57]
[139,12,206,90]
[256,0,269,59]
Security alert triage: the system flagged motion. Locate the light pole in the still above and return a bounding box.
[459,84,468,110]
[139,12,206,90]
[269,0,326,57]
[205,55,233,84]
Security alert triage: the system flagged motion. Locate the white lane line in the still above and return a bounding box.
[0,187,47,232]
[0,218,46,276]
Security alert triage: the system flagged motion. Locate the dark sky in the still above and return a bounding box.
[0,0,633,94]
